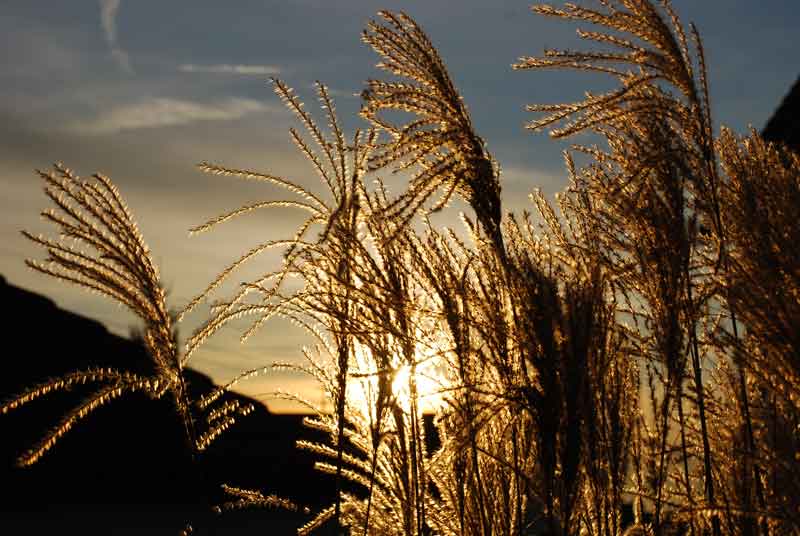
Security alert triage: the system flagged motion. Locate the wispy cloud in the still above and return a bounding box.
[179,64,280,76]
[307,83,357,98]
[99,0,131,73]
[71,97,269,134]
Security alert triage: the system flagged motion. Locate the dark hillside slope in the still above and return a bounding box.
[0,275,333,534]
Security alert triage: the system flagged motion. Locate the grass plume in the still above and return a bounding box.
[4,3,800,536]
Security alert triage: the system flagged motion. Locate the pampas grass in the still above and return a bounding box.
[4,2,800,535]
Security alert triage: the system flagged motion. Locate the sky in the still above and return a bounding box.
[2,0,798,412]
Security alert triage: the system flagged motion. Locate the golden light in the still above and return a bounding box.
[391,362,446,414]
[347,340,449,422]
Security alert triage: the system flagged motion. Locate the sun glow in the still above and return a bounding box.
[391,362,446,414]
[347,340,450,422]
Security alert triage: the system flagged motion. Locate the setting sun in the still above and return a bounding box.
[391,362,447,414]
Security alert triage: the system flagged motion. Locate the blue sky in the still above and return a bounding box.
[2,0,798,411]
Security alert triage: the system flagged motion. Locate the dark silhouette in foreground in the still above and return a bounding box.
[0,275,334,535]
[763,75,800,153]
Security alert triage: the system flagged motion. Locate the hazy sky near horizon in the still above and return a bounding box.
[2,1,798,411]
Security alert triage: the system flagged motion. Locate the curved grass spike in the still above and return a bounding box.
[183,80,374,356]
[361,11,504,255]
[187,79,378,533]
[214,484,306,515]
[9,163,197,464]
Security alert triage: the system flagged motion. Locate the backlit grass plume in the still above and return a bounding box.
[515,2,800,534]
[361,11,503,251]
[183,78,383,530]
[5,165,254,465]
[5,2,800,535]
[713,129,800,534]
[515,2,728,532]
[5,163,196,464]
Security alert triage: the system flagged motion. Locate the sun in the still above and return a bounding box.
[347,341,449,421]
[391,361,446,414]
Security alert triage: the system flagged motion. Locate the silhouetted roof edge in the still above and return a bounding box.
[762,75,800,152]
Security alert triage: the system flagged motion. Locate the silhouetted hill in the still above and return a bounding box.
[0,275,334,535]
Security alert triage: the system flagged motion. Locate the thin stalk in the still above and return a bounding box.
[685,271,721,536]
[511,424,523,536]
[334,198,358,534]
[676,380,697,536]
[363,441,380,536]
[333,337,350,534]
[653,378,673,535]
[408,373,425,536]
[175,363,198,459]
[730,299,768,536]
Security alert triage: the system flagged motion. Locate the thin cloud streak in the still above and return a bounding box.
[179,64,281,76]
[306,83,357,99]
[71,97,270,134]
[99,0,132,73]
